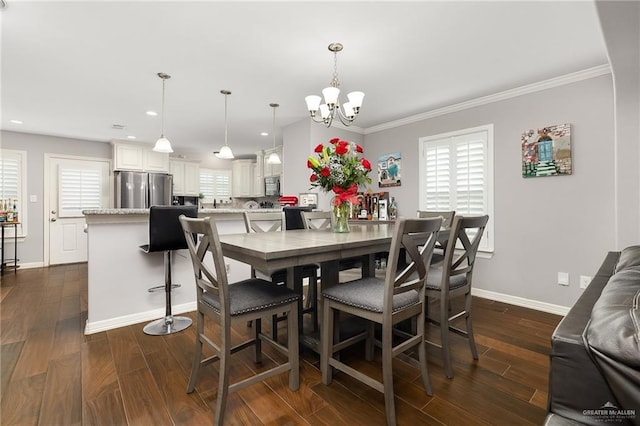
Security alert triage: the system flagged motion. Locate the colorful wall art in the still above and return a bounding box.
[521,123,572,178]
[378,153,401,187]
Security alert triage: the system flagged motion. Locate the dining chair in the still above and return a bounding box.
[179,215,299,426]
[417,210,455,265]
[320,217,443,426]
[243,211,318,337]
[425,214,489,378]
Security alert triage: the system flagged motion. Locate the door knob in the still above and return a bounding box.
[50,218,57,222]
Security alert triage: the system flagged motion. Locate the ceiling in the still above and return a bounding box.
[1,1,608,161]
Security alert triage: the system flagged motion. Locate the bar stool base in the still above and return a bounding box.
[143,316,192,335]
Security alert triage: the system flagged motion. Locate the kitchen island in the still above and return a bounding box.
[82,208,281,334]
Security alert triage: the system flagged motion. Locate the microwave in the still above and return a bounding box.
[264,176,280,196]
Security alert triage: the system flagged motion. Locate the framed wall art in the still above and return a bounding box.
[521,123,572,178]
[377,152,401,187]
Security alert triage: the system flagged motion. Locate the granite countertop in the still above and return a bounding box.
[82,208,283,215]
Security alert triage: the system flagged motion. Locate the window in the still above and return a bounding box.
[59,167,103,217]
[419,124,494,252]
[199,168,232,203]
[0,149,27,237]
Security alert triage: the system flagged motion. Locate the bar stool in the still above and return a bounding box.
[140,205,198,335]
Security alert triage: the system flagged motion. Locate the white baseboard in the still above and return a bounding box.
[472,288,570,316]
[16,261,45,269]
[84,301,197,334]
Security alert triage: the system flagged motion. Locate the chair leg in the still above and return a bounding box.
[440,297,453,379]
[186,310,204,393]
[214,324,232,426]
[417,309,432,395]
[254,318,262,363]
[365,321,375,361]
[381,323,397,426]
[310,274,318,332]
[464,291,479,360]
[287,302,300,391]
[321,300,334,385]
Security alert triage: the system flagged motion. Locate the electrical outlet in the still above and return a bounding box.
[580,275,592,289]
[557,272,569,286]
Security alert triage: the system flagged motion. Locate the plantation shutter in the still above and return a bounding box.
[0,150,26,237]
[200,169,232,202]
[58,167,103,217]
[420,125,493,252]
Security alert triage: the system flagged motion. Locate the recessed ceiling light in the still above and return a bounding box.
[146,111,158,116]
[260,132,269,136]
[127,135,137,139]
[10,119,23,124]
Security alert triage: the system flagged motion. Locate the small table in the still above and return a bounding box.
[1,221,20,274]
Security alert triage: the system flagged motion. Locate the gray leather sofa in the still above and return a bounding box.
[545,246,640,426]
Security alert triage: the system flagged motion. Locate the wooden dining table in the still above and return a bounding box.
[219,222,396,349]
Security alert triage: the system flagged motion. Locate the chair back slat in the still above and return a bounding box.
[417,210,455,228]
[180,215,229,309]
[442,215,489,288]
[243,211,286,233]
[301,211,332,230]
[385,217,442,307]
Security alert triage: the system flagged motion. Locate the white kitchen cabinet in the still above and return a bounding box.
[113,143,144,171]
[143,149,170,172]
[232,159,254,197]
[253,151,265,197]
[112,141,170,172]
[263,146,283,177]
[170,159,200,196]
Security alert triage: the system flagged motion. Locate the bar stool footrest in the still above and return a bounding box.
[147,283,181,293]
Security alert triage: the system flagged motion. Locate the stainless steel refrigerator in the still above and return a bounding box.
[115,171,173,208]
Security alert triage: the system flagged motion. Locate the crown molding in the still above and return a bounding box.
[364,64,612,135]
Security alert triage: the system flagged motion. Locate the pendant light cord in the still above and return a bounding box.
[160,77,166,138]
[224,93,228,147]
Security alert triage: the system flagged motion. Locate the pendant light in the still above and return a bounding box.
[215,90,234,159]
[152,72,174,153]
[266,103,281,164]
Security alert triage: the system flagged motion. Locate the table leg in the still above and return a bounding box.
[13,223,17,274]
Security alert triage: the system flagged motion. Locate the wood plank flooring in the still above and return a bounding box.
[0,264,561,425]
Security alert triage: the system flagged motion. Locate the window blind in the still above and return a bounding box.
[420,125,493,252]
[0,149,27,236]
[200,169,232,202]
[59,168,103,217]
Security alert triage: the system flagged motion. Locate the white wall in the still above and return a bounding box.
[596,0,640,249]
[282,119,363,208]
[1,131,112,265]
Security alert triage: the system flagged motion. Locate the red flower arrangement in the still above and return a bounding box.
[307,137,372,207]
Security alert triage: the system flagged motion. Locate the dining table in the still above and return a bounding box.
[219,222,396,350]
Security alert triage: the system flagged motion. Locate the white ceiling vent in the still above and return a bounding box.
[111,124,126,130]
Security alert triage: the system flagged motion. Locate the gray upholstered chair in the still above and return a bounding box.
[320,217,443,426]
[425,214,489,378]
[243,211,318,336]
[179,215,299,426]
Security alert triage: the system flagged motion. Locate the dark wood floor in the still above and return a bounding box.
[1,264,561,425]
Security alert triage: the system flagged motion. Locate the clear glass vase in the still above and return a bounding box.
[331,199,351,233]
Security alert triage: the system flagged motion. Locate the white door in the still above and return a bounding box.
[49,157,111,265]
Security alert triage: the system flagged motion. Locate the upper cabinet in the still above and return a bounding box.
[170,159,200,196]
[263,146,283,178]
[232,159,254,197]
[112,141,169,173]
[253,151,265,197]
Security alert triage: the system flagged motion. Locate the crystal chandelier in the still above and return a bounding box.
[152,72,173,153]
[305,42,364,127]
[215,90,234,159]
